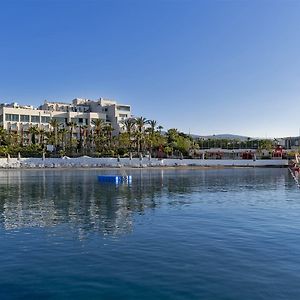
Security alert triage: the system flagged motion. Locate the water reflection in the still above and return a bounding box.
[0,168,290,236]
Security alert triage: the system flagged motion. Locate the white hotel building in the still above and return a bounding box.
[0,97,131,136]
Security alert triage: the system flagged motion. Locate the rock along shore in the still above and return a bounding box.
[0,156,289,169]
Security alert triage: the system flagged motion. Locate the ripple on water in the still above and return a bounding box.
[0,168,300,299]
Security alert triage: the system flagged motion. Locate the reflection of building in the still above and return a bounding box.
[0,170,135,236]
[0,169,288,237]
[0,97,131,138]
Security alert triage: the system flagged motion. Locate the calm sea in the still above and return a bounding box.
[0,168,299,299]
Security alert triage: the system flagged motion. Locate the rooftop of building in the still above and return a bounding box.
[1,97,131,112]
[0,102,35,110]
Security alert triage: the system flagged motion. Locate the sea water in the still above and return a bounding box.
[0,168,299,299]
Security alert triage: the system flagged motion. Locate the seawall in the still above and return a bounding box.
[0,157,289,169]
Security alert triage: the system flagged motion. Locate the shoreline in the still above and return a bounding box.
[0,157,289,170]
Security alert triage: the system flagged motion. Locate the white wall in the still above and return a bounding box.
[0,157,288,169]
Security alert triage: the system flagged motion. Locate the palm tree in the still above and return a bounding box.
[49,119,60,148]
[135,117,147,133]
[66,121,77,153]
[157,125,163,133]
[18,124,25,147]
[135,116,148,153]
[37,128,46,148]
[58,127,68,151]
[92,119,105,153]
[29,125,39,145]
[121,118,136,136]
[146,120,158,154]
[147,120,157,135]
[81,125,89,154]
[92,119,105,135]
[120,118,136,153]
[89,127,94,153]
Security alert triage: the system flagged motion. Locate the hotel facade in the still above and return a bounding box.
[0,97,131,140]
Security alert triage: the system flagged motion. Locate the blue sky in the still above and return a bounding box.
[1,0,300,138]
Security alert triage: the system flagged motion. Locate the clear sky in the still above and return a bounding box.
[1,0,300,138]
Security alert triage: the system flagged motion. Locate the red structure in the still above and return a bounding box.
[241,151,253,159]
[272,146,286,159]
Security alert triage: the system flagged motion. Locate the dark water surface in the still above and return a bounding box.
[0,168,300,299]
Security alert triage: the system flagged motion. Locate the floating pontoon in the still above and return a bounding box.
[97,175,132,184]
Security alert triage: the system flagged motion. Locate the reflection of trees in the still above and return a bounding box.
[0,170,167,236]
[166,168,287,194]
[0,168,288,236]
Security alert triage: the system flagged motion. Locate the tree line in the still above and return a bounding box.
[0,117,277,158]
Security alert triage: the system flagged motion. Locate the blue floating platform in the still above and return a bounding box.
[98,175,132,184]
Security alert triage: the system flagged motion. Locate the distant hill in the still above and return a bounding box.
[190,134,250,141]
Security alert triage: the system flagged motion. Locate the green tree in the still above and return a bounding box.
[66,121,77,154]
[135,117,148,153]
[121,118,136,152]
[92,119,105,153]
[58,127,68,151]
[49,119,60,148]
[0,126,7,146]
[29,125,39,145]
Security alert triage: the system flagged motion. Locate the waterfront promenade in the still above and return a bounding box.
[0,157,289,169]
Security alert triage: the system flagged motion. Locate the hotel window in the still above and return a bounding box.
[31,115,40,123]
[117,105,130,111]
[0,115,3,122]
[52,117,65,124]
[41,116,50,123]
[5,114,19,121]
[20,115,30,122]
